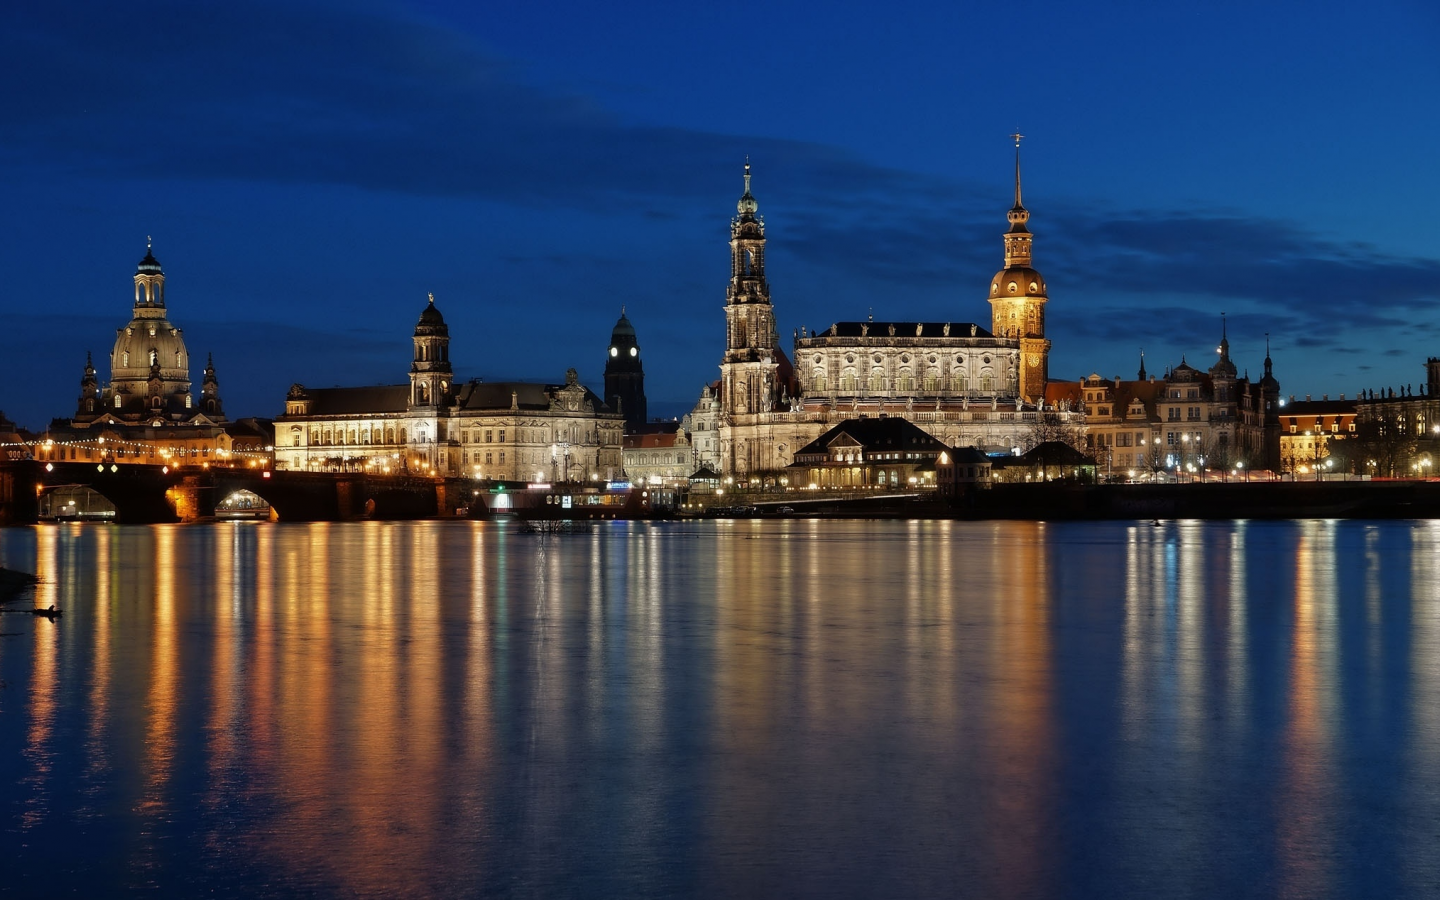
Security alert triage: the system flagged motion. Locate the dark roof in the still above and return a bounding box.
[808,321,992,339]
[999,441,1096,468]
[690,465,722,481]
[794,416,948,458]
[300,385,411,415]
[1282,399,1357,417]
[940,446,991,465]
[454,380,612,414]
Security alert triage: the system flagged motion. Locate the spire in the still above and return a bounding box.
[1138,348,1147,381]
[737,158,758,218]
[1011,129,1024,210]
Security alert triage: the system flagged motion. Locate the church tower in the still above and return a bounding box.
[988,134,1050,402]
[604,309,647,430]
[77,352,99,416]
[201,353,224,418]
[720,161,779,418]
[409,293,452,409]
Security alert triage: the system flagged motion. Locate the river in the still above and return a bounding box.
[2,519,1439,898]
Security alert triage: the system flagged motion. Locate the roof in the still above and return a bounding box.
[1043,381,1082,408]
[997,441,1096,468]
[296,385,411,416]
[939,446,992,465]
[793,416,948,458]
[805,321,992,339]
[624,432,682,450]
[454,380,611,413]
[1282,399,1357,417]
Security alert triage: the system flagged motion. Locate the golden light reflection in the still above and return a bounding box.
[139,525,179,825]
[20,525,61,830]
[1277,520,1339,897]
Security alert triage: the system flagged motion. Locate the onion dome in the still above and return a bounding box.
[136,248,163,275]
[989,266,1047,298]
[415,292,449,336]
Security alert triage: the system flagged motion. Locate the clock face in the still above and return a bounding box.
[630,347,638,357]
[610,347,618,357]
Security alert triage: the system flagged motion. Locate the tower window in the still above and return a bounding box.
[610,347,618,357]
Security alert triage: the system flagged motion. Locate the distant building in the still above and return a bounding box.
[1353,358,1440,476]
[934,446,993,497]
[44,243,232,468]
[700,146,1077,478]
[273,295,624,481]
[622,427,692,487]
[603,310,647,430]
[1278,396,1356,475]
[788,417,950,490]
[1067,327,1281,478]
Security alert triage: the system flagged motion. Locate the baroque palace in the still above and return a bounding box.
[272,295,625,481]
[691,146,1077,477]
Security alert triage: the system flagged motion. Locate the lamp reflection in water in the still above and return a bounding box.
[1278,520,1339,897]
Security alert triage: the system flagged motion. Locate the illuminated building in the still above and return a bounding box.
[603,310,647,430]
[622,428,692,486]
[273,295,624,480]
[704,141,1077,478]
[788,417,949,490]
[1066,328,1281,478]
[1353,357,1440,476]
[1278,397,1356,475]
[42,242,234,467]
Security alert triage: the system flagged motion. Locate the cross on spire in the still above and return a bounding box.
[427,292,434,304]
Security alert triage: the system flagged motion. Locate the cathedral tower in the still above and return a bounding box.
[604,309,647,430]
[720,161,780,417]
[988,135,1050,402]
[409,293,452,409]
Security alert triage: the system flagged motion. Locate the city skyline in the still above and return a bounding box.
[3,1,1439,428]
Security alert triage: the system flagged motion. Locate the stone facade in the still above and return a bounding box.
[274,296,624,481]
[703,151,1076,478]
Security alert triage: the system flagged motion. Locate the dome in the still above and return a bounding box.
[136,248,163,275]
[415,294,448,333]
[611,312,636,339]
[989,266,1048,297]
[737,190,758,216]
[111,315,189,381]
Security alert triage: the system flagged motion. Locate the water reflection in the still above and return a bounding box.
[1,520,1440,898]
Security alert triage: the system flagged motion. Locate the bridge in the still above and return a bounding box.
[0,461,466,525]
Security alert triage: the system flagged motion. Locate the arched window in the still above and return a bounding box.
[399,426,407,444]
[813,369,827,392]
[898,369,915,392]
[840,369,858,392]
[869,368,886,392]
[981,369,995,392]
[925,369,940,392]
[114,394,122,408]
[954,371,969,392]
[149,349,158,367]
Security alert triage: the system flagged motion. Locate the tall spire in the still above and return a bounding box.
[1138,348,1147,381]
[1011,129,1024,210]
[737,158,758,218]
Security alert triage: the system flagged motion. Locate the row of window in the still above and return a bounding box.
[812,371,1001,393]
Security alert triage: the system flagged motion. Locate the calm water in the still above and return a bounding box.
[1,519,1439,898]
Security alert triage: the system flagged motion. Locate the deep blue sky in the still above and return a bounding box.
[3,0,1439,428]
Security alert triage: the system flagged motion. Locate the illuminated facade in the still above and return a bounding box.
[705,146,1074,477]
[1069,328,1281,477]
[273,295,624,480]
[45,243,234,467]
[1278,397,1356,475]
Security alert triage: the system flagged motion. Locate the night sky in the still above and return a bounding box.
[3,1,1438,429]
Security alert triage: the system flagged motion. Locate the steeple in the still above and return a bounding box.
[200,353,224,418]
[133,237,166,314]
[1005,131,1032,267]
[410,292,453,409]
[1137,349,1147,381]
[1210,312,1237,380]
[720,159,780,427]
